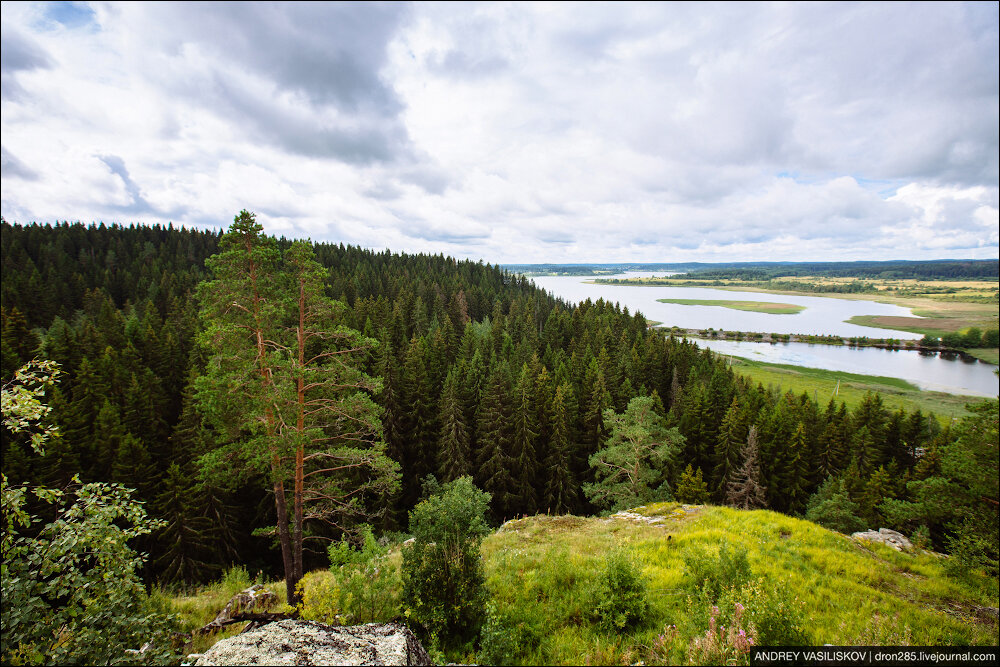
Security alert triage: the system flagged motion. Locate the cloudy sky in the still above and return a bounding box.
[2,1,998,263]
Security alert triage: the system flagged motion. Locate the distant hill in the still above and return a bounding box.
[506,259,1000,279]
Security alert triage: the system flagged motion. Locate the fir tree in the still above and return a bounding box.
[675,464,710,504]
[544,382,579,514]
[475,361,516,520]
[509,364,540,516]
[437,368,471,482]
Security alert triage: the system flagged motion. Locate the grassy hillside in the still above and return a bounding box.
[171,503,998,665]
[480,503,998,664]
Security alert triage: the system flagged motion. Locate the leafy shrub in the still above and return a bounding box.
[1,477,179,665]
[682,540,752,601]
[401,476,491,648]
[591,547,649,630]
[300,525,400,625]
[215,564,255,597]
[479,601,541,665]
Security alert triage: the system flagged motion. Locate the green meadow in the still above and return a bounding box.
[720,356,984,421]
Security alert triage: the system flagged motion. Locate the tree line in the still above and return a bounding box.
[2,218,996,587]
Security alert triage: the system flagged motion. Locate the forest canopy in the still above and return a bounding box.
[1,218,997,589]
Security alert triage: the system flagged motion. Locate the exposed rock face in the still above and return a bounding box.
[194,619,431,666]
[852,528,913,551]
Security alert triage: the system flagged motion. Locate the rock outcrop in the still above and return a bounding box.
[201,584,278,633]
[194,619,431,666]
[851,528,913,552]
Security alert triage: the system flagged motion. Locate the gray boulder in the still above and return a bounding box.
[851,528,913,552]
[194,619,431,666]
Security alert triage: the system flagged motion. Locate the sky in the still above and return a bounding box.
[1,1,998,264]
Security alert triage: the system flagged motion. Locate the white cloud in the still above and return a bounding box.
[1,1,996,263]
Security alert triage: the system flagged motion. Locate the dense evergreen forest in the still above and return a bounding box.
[2,219,996,587]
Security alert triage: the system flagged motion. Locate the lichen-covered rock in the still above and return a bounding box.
[203,584,277,632]
[851,528,913,552]
[194,619,431,666]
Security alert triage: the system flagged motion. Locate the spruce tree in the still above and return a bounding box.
[783,422,811,515]
[712,397,745,498]
[153,462,216,583]
[475,360,516,520]
[510,364,539,516]
[675,464,711,504]
[437,368,472,482]
[544,382,579,514]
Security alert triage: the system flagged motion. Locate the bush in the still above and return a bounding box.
[1,477,179,665]
[682,540,752,601]
[401,476,491,648]
[300,525,400,625]
[591,547,649,630]
[478,601,540,665]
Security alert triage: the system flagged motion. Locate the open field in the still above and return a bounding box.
[720,356,988,421]
[655,298,805,314]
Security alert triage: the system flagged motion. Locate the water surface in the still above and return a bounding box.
[531,272,998,397]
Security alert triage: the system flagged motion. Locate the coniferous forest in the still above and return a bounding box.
[2,217,997,592]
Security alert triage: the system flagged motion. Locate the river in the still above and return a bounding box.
[531,272,999,398]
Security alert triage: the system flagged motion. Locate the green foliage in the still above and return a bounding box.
[881,399,998,574]
[591,548,649,630]
[584,395,683,512]
[675,464,711,504]
[1,359,61,455]
[299,525,401,625]
[402,476,491,648]
[2,360,179,664]
[716,578,811,647]
[479,601,541,666]
[2,477,178,665]
[805,476,867,534]
[682,540,752,601]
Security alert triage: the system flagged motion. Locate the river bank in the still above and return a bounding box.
[717,356,983,421]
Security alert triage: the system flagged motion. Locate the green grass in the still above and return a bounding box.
[967,348,1000,365]
[159,566,291,656]
[722,357,984,421]
[845,314,963,337]
[656,298,805,314]
[480,505,998,665]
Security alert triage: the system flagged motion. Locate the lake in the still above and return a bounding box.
[531,273,999,398]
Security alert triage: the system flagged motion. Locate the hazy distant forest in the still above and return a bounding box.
[2,219,997,588]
